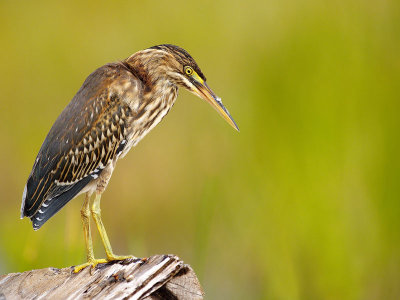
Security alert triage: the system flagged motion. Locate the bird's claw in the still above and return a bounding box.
[73,258,108,273]
[73,255,135,273]
[106,254,134,261]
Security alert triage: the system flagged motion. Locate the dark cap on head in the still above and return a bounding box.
[150,44,207,81]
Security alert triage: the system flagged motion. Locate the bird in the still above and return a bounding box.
[20,44,238,273]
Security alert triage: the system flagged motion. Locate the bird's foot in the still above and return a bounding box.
[73,258,108,273]
[73,255,136,273]
[106,254,135,262]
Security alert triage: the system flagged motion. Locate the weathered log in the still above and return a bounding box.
[0,254,204,300]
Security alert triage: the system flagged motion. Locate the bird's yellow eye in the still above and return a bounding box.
[184,66,193,76]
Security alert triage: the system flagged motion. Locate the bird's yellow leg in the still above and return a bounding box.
[73,193,107,273]
[91,192,132,261]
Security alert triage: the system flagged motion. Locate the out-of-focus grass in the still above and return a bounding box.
[0,0,399,299]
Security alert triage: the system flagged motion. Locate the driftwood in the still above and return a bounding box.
[0,255,204,300]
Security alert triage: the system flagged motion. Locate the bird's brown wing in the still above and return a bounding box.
[21,63,139,229]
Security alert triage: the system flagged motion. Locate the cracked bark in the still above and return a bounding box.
[0,255,204,300]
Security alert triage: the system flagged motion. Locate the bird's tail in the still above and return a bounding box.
[24,176,92,230]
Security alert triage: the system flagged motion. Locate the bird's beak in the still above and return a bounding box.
[191,74,239,131]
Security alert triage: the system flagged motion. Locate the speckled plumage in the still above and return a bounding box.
[20,46,196,229]
[21,44,238,272]
[21,44,238,270]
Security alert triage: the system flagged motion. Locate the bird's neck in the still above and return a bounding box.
[123,49,179,114]
[124,50,173,88]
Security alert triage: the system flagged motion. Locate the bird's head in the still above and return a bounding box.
[133,44,239,131]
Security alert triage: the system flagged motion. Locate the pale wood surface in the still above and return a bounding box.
[0,255,204,300]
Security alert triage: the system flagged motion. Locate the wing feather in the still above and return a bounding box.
[21,63,138,228]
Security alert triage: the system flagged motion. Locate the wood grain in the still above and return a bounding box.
[0,255,203,300]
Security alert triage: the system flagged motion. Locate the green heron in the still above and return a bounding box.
[20,44,238,273]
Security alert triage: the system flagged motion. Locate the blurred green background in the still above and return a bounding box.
[0,0,399,299]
